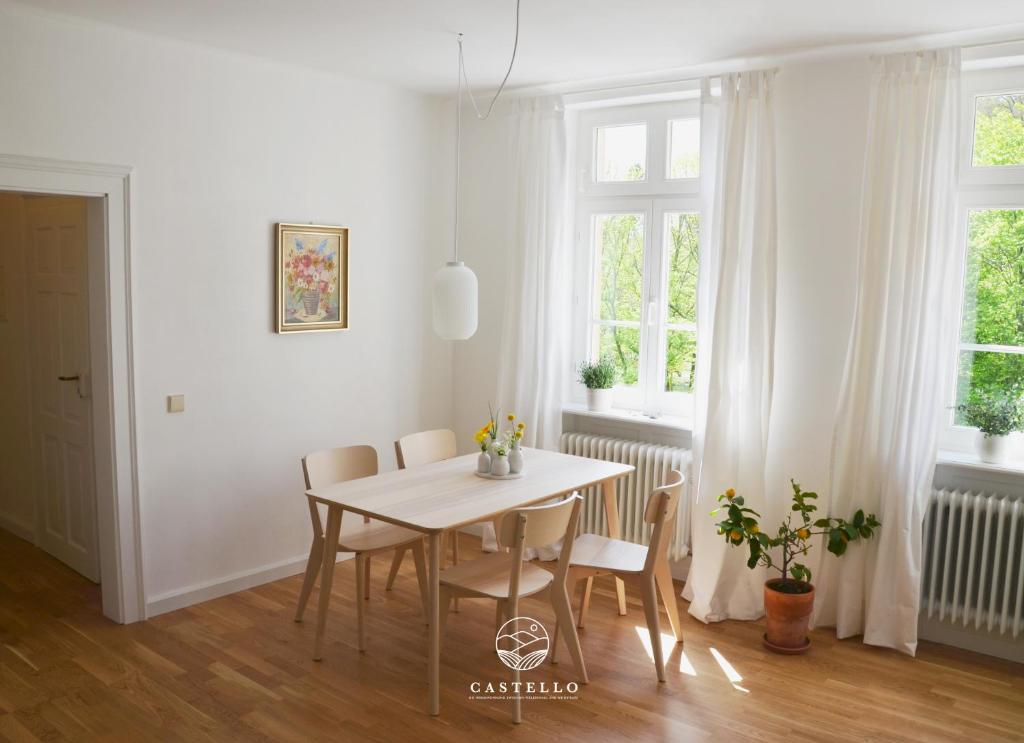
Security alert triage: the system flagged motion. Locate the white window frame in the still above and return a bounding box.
[941,66,1024,454]
[572,100,701,418]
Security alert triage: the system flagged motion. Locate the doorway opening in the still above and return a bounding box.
[1,193,103,589]
[0,156,142,624]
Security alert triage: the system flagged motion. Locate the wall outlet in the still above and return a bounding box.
[167,394,185,413]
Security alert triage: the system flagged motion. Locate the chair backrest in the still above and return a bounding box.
[395,428,457,470]
[643,469,684,573]
[302,444,378,489]
[301,445,378,535]
[500,496,583,596]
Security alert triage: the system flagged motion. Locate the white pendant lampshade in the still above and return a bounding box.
[432,260,478,340]
[432,3,518,341]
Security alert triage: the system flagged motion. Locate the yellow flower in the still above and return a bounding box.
[517,422,525,430]
[725,488,736,499]
[507,414,515,421]
[797,528,810,540]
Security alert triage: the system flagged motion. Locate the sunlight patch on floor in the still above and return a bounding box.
[710,647,748,692]
[633,627,694,675]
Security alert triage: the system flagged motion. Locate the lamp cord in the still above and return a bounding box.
[452,0,522,263]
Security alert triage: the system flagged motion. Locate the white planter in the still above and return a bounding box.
[976,431,1012,464]
[586,387,613,413]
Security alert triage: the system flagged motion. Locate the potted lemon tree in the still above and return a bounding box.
[712,480,880,653]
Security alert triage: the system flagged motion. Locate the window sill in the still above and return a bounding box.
[562,403,693,434]
[936,450,1024,479]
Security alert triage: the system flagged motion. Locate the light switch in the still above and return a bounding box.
[167,394,185,413]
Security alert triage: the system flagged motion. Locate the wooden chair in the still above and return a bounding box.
[385,429,460,593]
[553,470,684,682]
[295,445,429,654]
[437,495,587,724]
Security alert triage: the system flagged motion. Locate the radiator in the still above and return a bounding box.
[559,433,692,561]
[922,488,1024,638]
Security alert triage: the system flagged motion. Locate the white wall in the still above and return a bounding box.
[766,57,870,506]
[0,4,452,611]
[451,107,519,451]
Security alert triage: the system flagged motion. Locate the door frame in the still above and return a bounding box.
[0,154,143,623]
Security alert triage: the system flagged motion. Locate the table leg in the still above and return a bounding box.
[601,479,628,616]
[428,531,441,716]
[314,504,342,661]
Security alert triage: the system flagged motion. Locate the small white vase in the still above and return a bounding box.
[977,431,1011,464]
[586,387,613,413]
[490,455,510,477]
[477,451,492,474]
[508,446,524,474]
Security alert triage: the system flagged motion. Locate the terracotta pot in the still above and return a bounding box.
[763,579,814,654]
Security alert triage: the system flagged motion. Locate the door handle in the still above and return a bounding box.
[57,375,81,382]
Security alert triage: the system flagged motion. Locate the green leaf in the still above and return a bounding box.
[843,524,858,540]
[853,509,865,528]
[813,518,830,528]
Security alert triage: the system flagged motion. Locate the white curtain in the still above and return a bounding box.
[812,49,961,656]
[484,96,573,556]
[495,96,573,452]
[684,71,779,622]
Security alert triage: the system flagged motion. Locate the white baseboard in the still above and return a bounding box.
[0,513,35,543]
[918,615,1023,663]
[145,551,353,618]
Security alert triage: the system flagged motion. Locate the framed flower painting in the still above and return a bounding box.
[276,223,348,333]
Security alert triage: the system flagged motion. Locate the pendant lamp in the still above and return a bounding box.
[432,1,521,340]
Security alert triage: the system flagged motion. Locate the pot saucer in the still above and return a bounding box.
[762,633,810,654]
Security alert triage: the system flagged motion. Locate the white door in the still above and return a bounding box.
[24,196,99,582]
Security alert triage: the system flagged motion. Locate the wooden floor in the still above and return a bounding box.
[0,530,1021,742]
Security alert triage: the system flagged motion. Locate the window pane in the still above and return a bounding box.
[953,349,1024,425]
[960,209,1024,348]
[598,325,640,386]
[667,119,700,179]
[665,329,696,393]
[595,213,645,322]
[665,212,700,324]
[972,94,1024,167]
[595,123,647,182]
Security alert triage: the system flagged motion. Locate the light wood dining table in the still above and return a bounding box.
[305,446,634,716]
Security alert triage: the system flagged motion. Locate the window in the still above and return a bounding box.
[946,68,1024,447]
[573,100,701,417]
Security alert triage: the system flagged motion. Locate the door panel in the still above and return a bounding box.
[25,197,99,582]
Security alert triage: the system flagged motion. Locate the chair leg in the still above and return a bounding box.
[410,540,430,625]
[641,574,665,682]
[438,586,452,639]
[385,547,406,591]
[654,561,684,643]
[614,576,628,616]
[294,535,324,622]
[551,584,589,684]
[363,555,371,600]
[577,576,593,629]
[495,600,505,636]
[355,553,367,653]
[450,531,460,613]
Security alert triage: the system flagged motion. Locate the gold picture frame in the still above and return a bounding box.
[275,223,349,333]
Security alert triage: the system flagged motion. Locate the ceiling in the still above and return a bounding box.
[12,0,1024,94]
